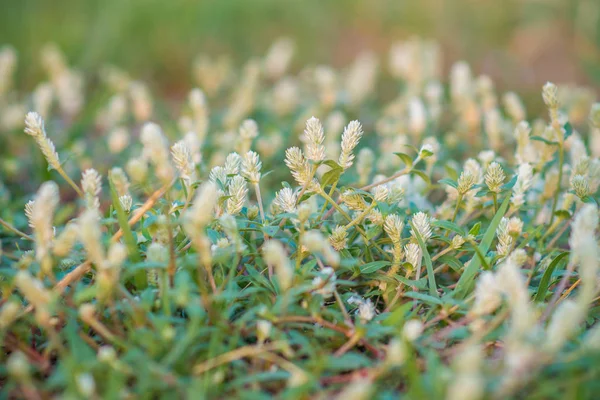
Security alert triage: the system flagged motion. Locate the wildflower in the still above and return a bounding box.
[126,157,148,183]
[226,175,248,215]
[542,82,559,109]
[171,140,196,185]
[329,225,348,251]
[81,168,101,211]
[511,163,533,208]
[471,272,502,316]
[110,167,130,197]
[184,181,219,234]
[224,152,241,174]
[273,187,297,214]
[285,147,314,188]
[571,174,590,199]
[303,230,340,267]
[338,120,363,170]
[256,320,272,344]
[451,235,466,249]
[404,243,422,269]
[140,122,174,185]
[384,214,404,243]
[263,240,293,291]
[485,162,505,193]
[241,150,262,184]
[403,319,423,342]
[457,171,476,195]
[31,181,59,274]
[79,208,104,266]
[348,296,376,323]
[108,126,130,154]
[411,211,432,242]
[503,92,526,122]
[24,112,61,170]
[53,223,78,257]
[303,117,325,162]
[340,191,364,212]
[119,194,132,213]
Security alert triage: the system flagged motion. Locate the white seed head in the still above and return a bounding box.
[384,214,404,243]
[403,319,423,342]
[241,150,262,184]
[171,140,196,184]
[273,187,297,214]
[485,162,505,193]
[110,167,130,197]
[542,82,559,109]
[263,240,293,291]
[404,242,422,269]
[224,152,241,175]
[239,119,259,140]
[338,120,363,170]
[411,211,432,242]
[226,175,248,215]
[329,225,348,251]
[303,116,325,162]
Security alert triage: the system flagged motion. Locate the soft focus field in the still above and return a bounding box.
[1,1,600,399]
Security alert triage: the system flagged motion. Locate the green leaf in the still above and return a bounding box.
[411,169,431,185]
[468,222,481,237]
[403,291,442,305]
[530,136,559,146]
[410,222,438,297]
[394,152,413,168]
[501,174,518,191]
[534,251,570,302]
[432,220,465,235]
[321,165,343,188]
[454,195,511,298]
[438,178,458,189]
[361,260,390,274]
[563,122,573,140]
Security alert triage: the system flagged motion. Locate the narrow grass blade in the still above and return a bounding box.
[454,195,510,298]
[411,223,438,297]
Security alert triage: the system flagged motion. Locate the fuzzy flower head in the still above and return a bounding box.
[404,242,422,269]
[303,116,325,162]
[338,120,363,170]
[542,82,559,109]
[485,162,505,193]
[410,211,432,242]
[224,152,241,175]
[329,225,348,251]
[81,168,101,211]
[384,214,404,243]
[241,150,262,184]
[457,171,476,195]
[273,187,297,214]
[171,141,196,184]
[226,175,248,215]
[24,112,61,170]
[571,175,590,199]
[262,240,293,291]
[239,119,259,140]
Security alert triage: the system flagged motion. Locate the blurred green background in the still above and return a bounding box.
[2,0,600,97]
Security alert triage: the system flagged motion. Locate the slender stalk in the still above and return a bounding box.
[549,144,564,226]
[56,167,84,197]
[0,218,33,241]
[451,194,463,223]
[253,182,265,222]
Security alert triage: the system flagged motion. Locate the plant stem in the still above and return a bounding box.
[492,192,498,214]
[549,143,564,226]
[451,194,463,223]
[254,182,265,222]
[57,167,84,197]
[0,218,33,241]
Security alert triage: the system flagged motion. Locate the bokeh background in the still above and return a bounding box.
[2,0,600,100]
